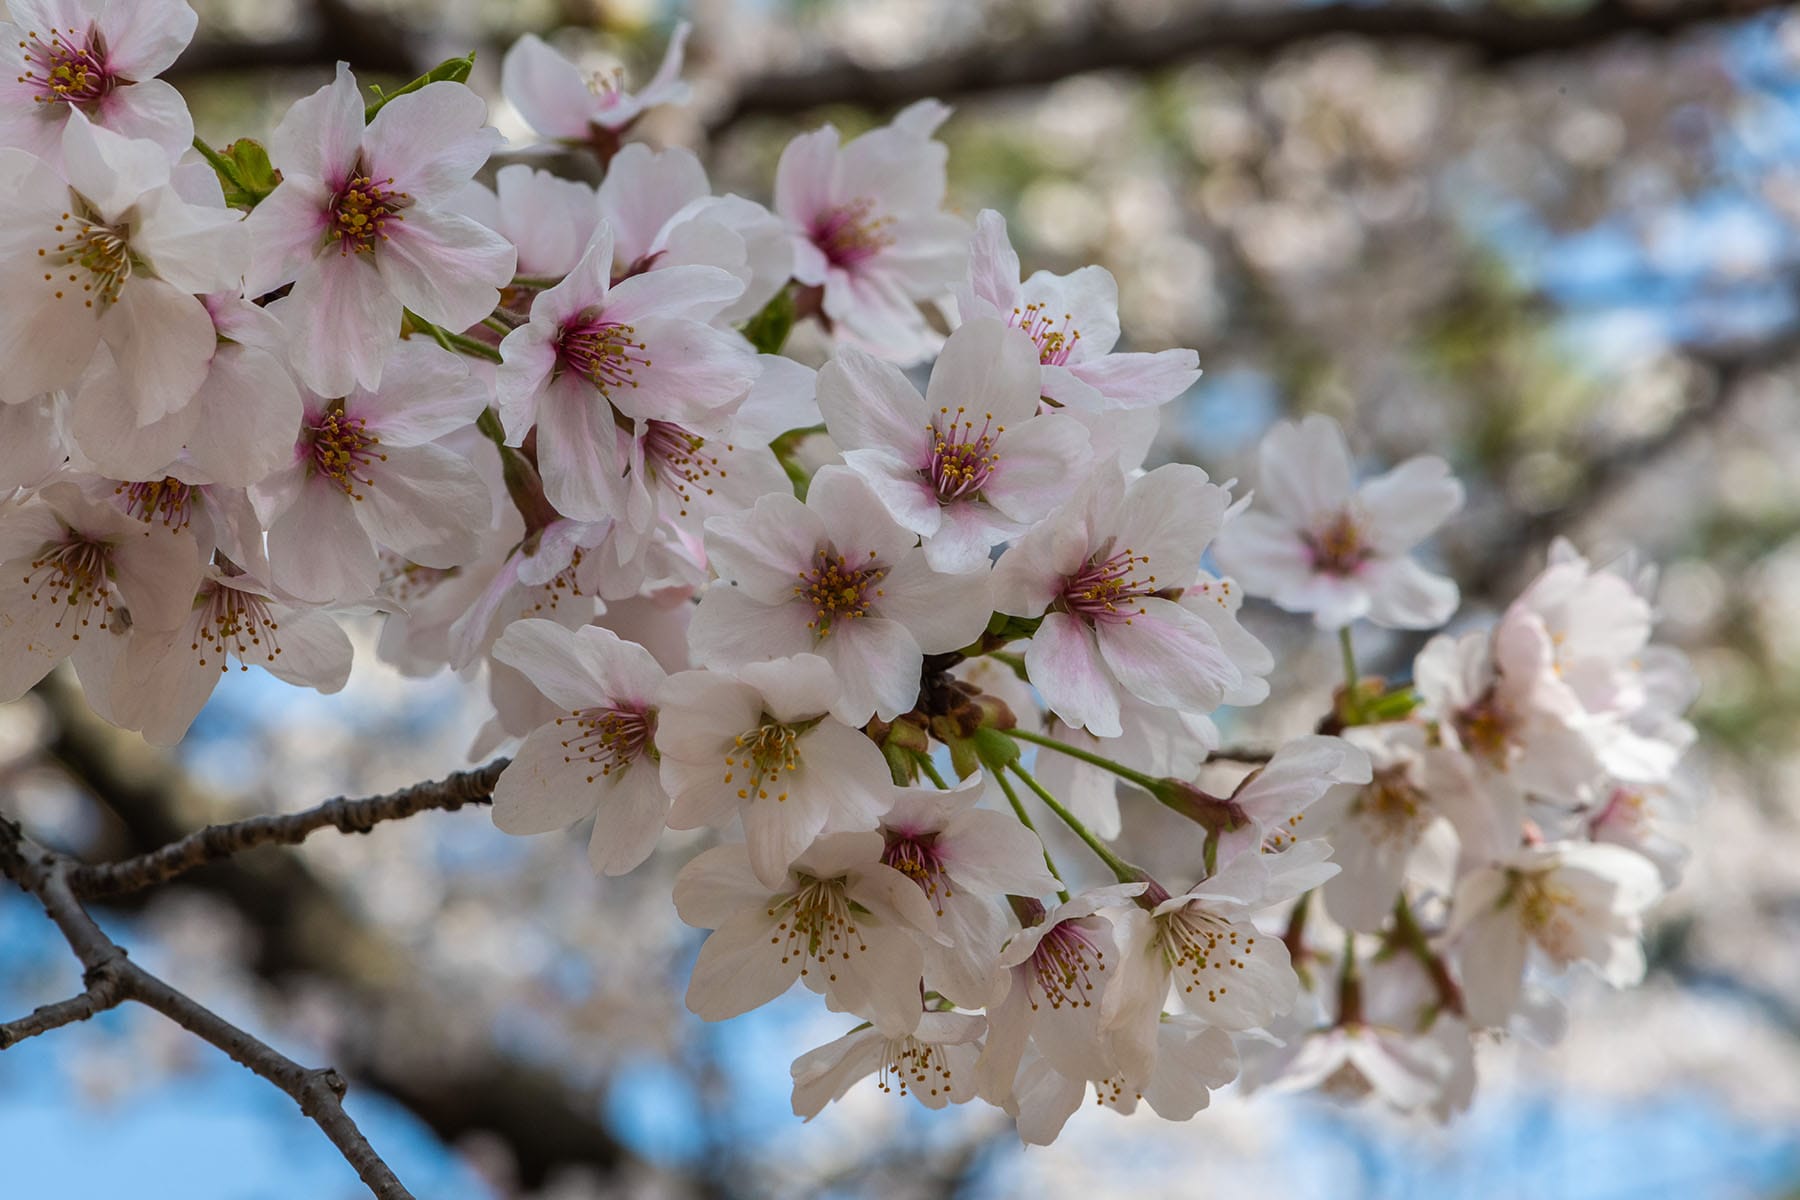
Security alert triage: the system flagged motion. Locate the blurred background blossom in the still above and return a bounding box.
[6,0,1800,1195]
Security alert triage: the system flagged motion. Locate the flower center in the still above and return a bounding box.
[557,704,655,784]
[115,478,197,531]
[1010,302,1082,366]
[811,198,893,269]
[1349,764,1428,848]
[37,211,131,309]
[643,421,722,517]
[1028,920,1107,1011]
[875,1035,958,1101]
[1453,687,1515,770]
[191,582,281,672]
[724,721,801,803]
[1157,909,1256,1009]
[558,318,649,395]
[1059,545,1156,625]
[925,406,1002,503]
[20,533,116,640]
[308,408,385,498]
[794,548,886,637]
[20,28,113,106]
[379,555,459,605]
[329,169,407,254]
[882,831,952,914]
[770,875,865,979]
[1305,511,1369,576]
[1516,874,1584,965]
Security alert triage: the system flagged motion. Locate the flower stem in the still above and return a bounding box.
[407,312,503,363]
[1338,625,1366,724]
[994,768,1071,903]
[511,274,564,290]
[1004,728,1165,795]
[1009,762,1143,887]
[915,755,950,790]
[1392,893,1466,1019]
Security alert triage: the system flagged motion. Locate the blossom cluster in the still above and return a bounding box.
[0,3,1696,1140]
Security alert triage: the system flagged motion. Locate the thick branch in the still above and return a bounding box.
[68,758,509,899]
[709,0,1790,129]
[0,818,414,1199]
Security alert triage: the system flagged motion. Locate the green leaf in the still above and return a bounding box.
[364,53,477,122]
[739,285,796,355]
[770,422,826,501]
[195,138,280,210]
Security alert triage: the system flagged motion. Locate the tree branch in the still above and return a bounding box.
[708,0,1791,130]
[67,758,509,900]
[0,817,416,1199]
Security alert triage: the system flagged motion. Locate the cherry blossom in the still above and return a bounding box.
[878,771,1060,1007]
[1214,413,1464,630]
[817,318,1092,572]
[673,831,941,1035]
[502,24,692,147]
[111,565,353,746]
[1449,842,1664,1028]
[958,209,1202,411]
[489,618,672,876]
[0,0,198,162]
[0,480,202,702]
[495,225,758,522]
[253,342,493,604]
[245,63,515,396]
[690,466,993,723]
[993,464,1245,737]
[791,1012,986,1118]
[774,100,968,363]
[0,112,246,407]
[657,654,890,889]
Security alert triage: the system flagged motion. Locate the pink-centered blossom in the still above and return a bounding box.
[245,64,515,396]
[689,466,994,724]
[878,772,1060,1008]
[993,465,1245,737]
[253,342,493,604]
[489,618,672,877]
[774,100,967,364]
[958,209,1202,411]
[496,224,759,523]
[1214,414,1464,630]
[817,318,1092,573]
[0,0,198,162]
[0,112,246,407]
[0,480,203,703]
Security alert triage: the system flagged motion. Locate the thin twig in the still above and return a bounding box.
[0,817,419,1198]
[68,758,509,899]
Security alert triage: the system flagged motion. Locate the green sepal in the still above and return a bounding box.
[195,138,280,210]
[739,284,797,355]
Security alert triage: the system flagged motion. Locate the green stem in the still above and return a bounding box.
[994,768,1070,904]
[511,274,564,290]
[1392,892,1466,1020]
[1009,762,1141,886]
[915,755,950,790]
[439,327,503,363]
[1003,728,1165,795]
[191,138,245,192]
[1338,625,1365,724]
[481,315,516,337]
